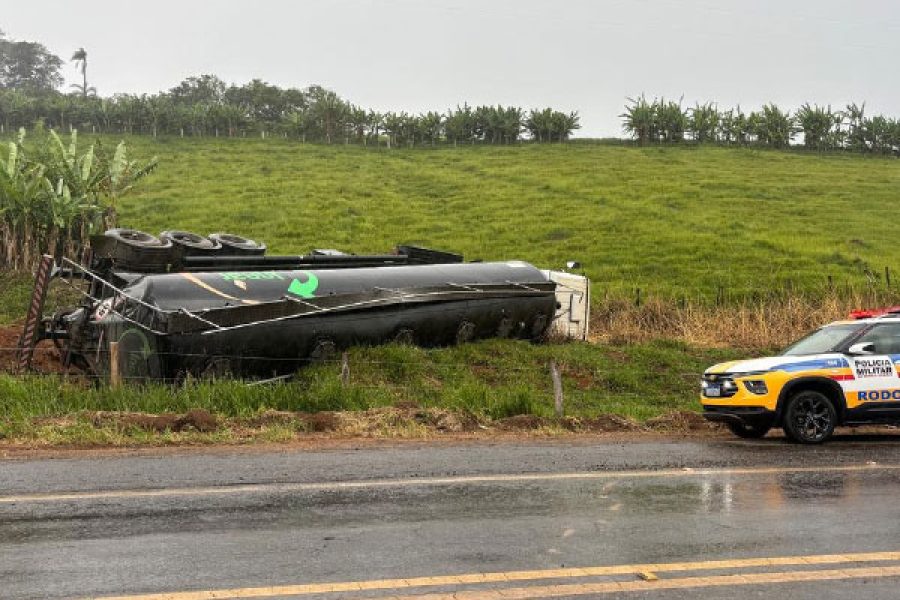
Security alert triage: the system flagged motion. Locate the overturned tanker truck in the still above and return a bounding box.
[19,229,590,382]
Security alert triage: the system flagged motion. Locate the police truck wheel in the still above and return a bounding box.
[781,390,836,444]
[726,421,771,439]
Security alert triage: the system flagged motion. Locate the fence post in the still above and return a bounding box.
[886,266,891,288]
[550,360,564,417]
[109,341,121,388]
[340,351,350,386]
[16,254,54,373]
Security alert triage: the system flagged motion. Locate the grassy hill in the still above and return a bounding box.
[3,139,898,443]
[111,138,900,299]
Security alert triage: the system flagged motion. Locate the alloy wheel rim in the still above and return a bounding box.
[792,397,832,441]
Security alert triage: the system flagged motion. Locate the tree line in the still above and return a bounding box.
[0,81,581,146]
[621,96,900,154]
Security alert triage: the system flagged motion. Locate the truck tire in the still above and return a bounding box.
[106,228,166,247]
[160,230,219,251]
[208,232,266,255]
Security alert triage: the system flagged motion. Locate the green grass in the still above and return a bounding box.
[9,140,837,443]
[3,140,898,327]
[0,273,33,326]
[0,339,738,424]
[103,138,900,298]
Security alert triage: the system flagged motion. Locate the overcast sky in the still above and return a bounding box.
[4,0,899,136]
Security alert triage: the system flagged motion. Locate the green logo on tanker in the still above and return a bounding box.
[221,271,285,281]
[287,271,319,298]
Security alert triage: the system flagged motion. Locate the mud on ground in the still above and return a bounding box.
[0,323,68,375]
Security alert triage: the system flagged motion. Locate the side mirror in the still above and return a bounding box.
[848,342,876,355]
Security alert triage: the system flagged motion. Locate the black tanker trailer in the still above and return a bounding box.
[19,229,589,382]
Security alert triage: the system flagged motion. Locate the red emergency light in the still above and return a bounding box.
[850,306,900,319]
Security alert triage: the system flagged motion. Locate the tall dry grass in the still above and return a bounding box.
[591,289,900,351]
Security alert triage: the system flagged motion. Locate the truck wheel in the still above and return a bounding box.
[726,421,771,439]
[496,317,513,338]
[310,339,337,363]
[161,230,219,251]
[530,314,548,340]
[394,328,415,345]
[208,232,266,255]
[781,390,837,444]
[106,228,165,247]
[456,321,476,344]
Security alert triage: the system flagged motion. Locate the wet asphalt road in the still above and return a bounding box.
[2,434,900,599]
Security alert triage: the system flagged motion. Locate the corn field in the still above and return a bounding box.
[0,127,157,271]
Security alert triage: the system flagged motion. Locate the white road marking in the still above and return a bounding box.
[1,463,898,504]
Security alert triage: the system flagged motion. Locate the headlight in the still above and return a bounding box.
[743,380,768,395]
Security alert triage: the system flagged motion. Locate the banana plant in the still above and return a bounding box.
[621,96,657,145]
[0,129,157,270]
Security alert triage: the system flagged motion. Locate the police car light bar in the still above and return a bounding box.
[849,306,900,319]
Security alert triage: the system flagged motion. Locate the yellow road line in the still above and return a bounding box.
[4,463,898,505]
[91,551,900,600]
[381,566,900,600]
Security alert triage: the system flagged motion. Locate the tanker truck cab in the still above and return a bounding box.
[702,309,900,443]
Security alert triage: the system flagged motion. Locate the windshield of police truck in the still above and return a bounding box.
[781,323,866,356]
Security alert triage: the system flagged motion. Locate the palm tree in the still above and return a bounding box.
[70,48,95,98]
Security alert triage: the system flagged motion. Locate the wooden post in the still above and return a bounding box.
[16,254,54,372]
[340,351,350,386]
[109,341,121,388]
[550,360,563,417]
[885,266,891,287]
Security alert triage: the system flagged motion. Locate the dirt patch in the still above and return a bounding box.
[176,409,218,432]
[496,415,552,430]
[0,407,729,450]
[644,410,714,432]
[304,411,342,432]
[245,410,298,427]
[413,408,481,432]
[393,400,421,410]
[80,409,699,436]
[495,414,642,433]
[87,409,218,433]
[581,414,642,432]
[0,323,69,375]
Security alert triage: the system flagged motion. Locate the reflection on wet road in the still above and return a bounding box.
[1,439,900,599]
